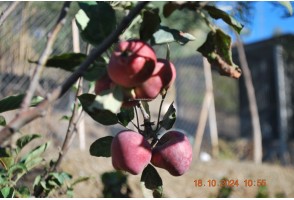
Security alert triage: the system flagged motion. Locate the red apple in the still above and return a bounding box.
[134,59,176,100]
[151,130,192,176]
[156,58,176,90]
[111,130,152,175]
[107,40,157,88]
[94,73,114,94]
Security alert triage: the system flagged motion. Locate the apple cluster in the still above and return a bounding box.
[95,40,176,106]
[111,130,193,176]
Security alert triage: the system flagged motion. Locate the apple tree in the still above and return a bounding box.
[0,1,292,198]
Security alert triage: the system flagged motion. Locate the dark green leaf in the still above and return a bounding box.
[0,94,43,113]
[89,136,113,157]
[76,2,116,46]
[140,8,161,41]
[159,102,176,130]
[0,116,6,126]
[151,25,195,45]
[78,93,120,126]
[204,5,244,33]
[16,134,41,152]
[36,53,107,81]
[0,187,14,198]
[140,164,163,198]
[197,29,241,78]
[15,186,30,198]
[117,107,134,127]
[32,53,87,71]
[163,2,182,18]
[278,1,293,15]
[83,58,107,81]
[0,147,10,157]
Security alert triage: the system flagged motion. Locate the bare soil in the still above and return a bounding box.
[60,147,294,198]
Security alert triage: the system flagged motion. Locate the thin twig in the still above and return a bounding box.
[34,77,83,197]
[155,91,167,132]
[0,1,149,143]
[20,2,71,111]
[53,77,83,171]
[0,1,20,26]
[134,106,140,128]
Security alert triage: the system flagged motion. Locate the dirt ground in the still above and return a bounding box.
[60,148,294,198]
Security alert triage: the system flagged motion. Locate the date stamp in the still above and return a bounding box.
[194,179,267,188]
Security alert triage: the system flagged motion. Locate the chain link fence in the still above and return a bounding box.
[0,2,241,160]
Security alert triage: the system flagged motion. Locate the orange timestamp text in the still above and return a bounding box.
[194,179,267,187]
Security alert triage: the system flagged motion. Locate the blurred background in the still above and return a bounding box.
[1,1,294,198]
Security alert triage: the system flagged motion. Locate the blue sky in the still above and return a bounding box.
[216,2,294,44]
[240,2,294,44]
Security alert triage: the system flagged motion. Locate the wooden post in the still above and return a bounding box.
[203,58,219,158]
[193,58,219,160]
[235,33,262,164]
[72,19,86,151]
[274,45,289,165]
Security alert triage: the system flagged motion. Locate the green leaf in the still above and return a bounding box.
[8,163,27,178]
[0,94,43,113]
[159,102,176,130]
[204,5,244,33]
[197,29,241,78]
[89,136,113,157]
[140,8,161,41]
[24,157,44,171]
[278,1,293,15]
[34,53,87,71]
[36,53,107,81]
[0,116,6,126]
[140,164,163,198]
[60,115,70,121]
[33,175,42,189]
[21,142,49,166]
[78,93,120,126]
[15,186,30,198]
[91,86,123,113]
[117,107,134,127]
[78,86,123,125]
[66,187,74,198]
[71,176,90,187]
[141,101,150,117]
[0,187,14,198]
[0,157,14,170]
[16,134,41,153]
[49,172,72,186]
[83,58,107,81]
[151,25,195,45]
[76,2,116,46]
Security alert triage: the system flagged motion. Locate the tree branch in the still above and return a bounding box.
[0,1,149,143]
[0,1,20,26]
[20,2,71,111]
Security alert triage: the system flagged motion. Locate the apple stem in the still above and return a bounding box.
[134,106,141,132]
[155,90,167,132]
[137,101,156,139]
